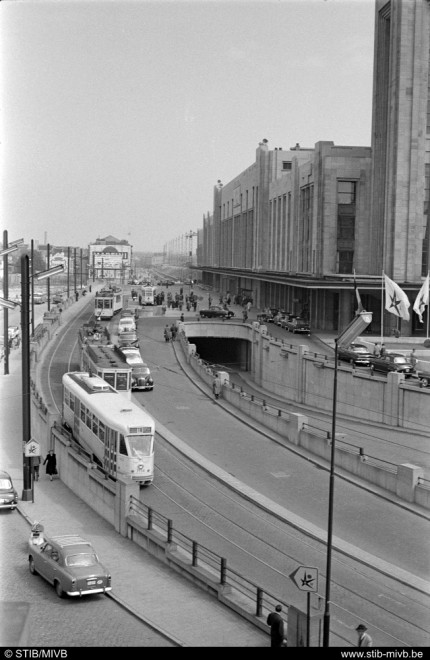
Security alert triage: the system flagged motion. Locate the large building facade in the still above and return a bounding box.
[198,0,430,336]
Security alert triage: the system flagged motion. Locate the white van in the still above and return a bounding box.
[118,317,136,334]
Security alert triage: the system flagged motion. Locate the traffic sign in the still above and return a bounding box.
[25,438,41,457]
[289,566,318,592]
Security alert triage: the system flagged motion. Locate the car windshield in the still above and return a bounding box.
[0,478,12,489]
[66,552,98,567]
[393,357,408,364]
[352,346,368,353]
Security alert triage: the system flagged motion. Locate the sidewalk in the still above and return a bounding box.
[1,289,269,648]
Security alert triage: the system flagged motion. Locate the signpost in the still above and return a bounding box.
[25,438,40,504]
[290,565,318,646]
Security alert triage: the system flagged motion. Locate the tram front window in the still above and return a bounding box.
[127,435,152,458]
[116,372,128,390]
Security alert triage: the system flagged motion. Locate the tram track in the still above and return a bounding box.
[44,300,430,647]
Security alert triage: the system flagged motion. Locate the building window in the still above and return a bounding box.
[337,181,356,273]
[282,161,292,171]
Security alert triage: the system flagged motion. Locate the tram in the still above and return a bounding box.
[94,285,123,319]
[62,372,155,484]
[80,343,132,399]
[141,286,157,305]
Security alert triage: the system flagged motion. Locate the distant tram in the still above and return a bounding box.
[141,286,157,305]
[80,343,132,399]
[94,286,123,319]
[62,372,155,484]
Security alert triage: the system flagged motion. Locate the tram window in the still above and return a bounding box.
[104,373,115,388]
[64,389,70,407]
[99,421,105,441]
[69,394,75,412]
[86,409,91,428]
[116,372,128,390]
[92,414,98,435]
[119,434,128,456]
[80,405,86,422]
[104,300,111,309]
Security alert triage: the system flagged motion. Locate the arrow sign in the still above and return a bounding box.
[289,566,318,592]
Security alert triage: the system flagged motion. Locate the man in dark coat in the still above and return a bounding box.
[267,604,286,647]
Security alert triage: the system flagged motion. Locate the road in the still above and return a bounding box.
[40,289,430,647]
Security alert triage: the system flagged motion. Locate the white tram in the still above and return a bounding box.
[62,372,155,485]
[94,286,123,319]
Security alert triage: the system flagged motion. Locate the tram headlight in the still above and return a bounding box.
[137,464,144,471]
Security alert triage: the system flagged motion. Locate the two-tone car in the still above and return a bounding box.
[284,317,310,335]
[199,306,235,319]
[338,343,373,366]
[0,470,18,510]
[369,352,414,377]
[29,532,112,598]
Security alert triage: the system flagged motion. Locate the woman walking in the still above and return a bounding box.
[43,449,57,481]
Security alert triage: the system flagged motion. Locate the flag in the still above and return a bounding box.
[353,270,364,314]
[384,274,410,321]
[413,274,429,323]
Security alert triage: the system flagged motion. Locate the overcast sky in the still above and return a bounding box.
[1,0,375,253]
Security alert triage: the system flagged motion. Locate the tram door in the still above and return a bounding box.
[104,428,118,478]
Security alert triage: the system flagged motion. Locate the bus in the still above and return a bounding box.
[116,345,154,391]
[141,286,157,305]
[80,343,132,399]
[62,372,155,484]
[94,286,123,319]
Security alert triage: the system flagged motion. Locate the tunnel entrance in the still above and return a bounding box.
[187,336,250,372]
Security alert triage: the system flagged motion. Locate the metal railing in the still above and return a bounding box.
[128,494,290,619]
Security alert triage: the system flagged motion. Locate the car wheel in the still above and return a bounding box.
[29,557,37,575]
[55,581,65,598]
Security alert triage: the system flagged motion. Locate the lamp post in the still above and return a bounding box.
[2,237,22,375]
[21,255,64,501]
[323,310,372,647]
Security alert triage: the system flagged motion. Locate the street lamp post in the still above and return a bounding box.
[2,237,22,375]
[20,255,64,501]
[322,310,372,646]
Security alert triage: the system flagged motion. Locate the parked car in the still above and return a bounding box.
[338,343,373,366]
[52,291,66,304]
[118,317,136,333]
[273,311,289,326]
[279,314,296,329]
[8,326,20,341]
[28,530,112,598]
[199,306,235,319]
[369,352,414,377]
[285,317,310,334]
[257,308,278,323]
[117,330,139,348]
[0,470,18,510]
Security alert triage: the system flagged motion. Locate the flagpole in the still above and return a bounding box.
[381,271,384,342]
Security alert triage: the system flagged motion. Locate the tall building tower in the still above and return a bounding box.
[370,0,430,281]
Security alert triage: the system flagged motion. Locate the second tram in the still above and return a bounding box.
[94,285,123,319]
[80,343,132,399]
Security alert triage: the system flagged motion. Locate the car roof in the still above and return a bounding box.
[49,535,94,549]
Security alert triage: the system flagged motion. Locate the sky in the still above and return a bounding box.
[1,0,375,253]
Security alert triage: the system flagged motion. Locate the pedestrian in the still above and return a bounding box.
[267,604,286,648]
[170,323,177,341]
[247,300,252,312]
[213,375,222,400]
[208,295,212,307]
[180,312,185,322]
[356,624,372,647]
[43,449,57,481]
[242,308,248,323]
[164,325,171,342]
[32,455,41,481]
[410,348,417,367]
[373,342,381,357]
[380,343,386,356]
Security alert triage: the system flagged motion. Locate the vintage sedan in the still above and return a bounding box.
[256,308,278,323]
[369,352,414,377]
[285,317,310,335]
[199,305,235,319]
[29,532,112,598]
[338,343,373,366]
[0,470,18,510]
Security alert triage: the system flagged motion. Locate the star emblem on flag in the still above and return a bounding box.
[388,292,402,316]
